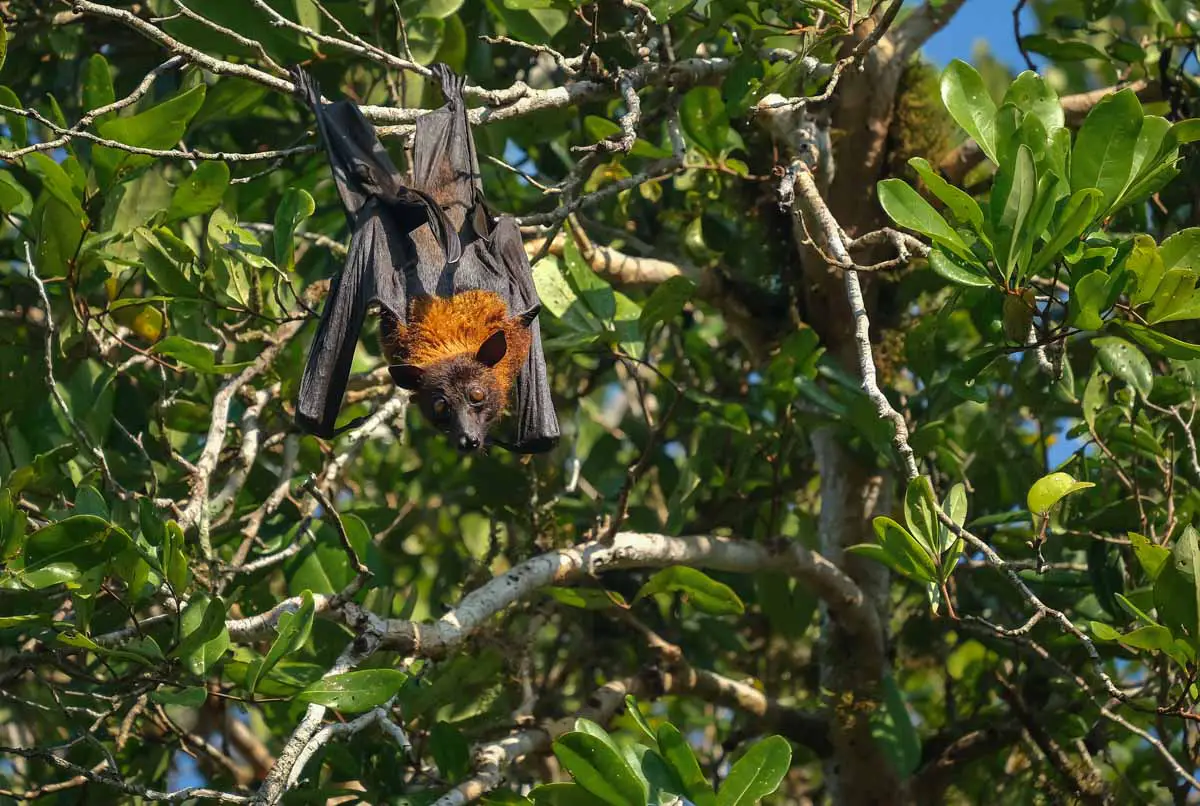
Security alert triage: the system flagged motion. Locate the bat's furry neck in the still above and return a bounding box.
[381,291,531,399]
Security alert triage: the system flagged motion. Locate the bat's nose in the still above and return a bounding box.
[457,434,480,452]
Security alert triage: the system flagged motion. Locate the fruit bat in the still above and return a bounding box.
[290,63,559,454]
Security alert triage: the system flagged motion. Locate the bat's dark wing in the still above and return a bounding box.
[291,66,460,437]
[410,65,560,453]
[486,216,560,453]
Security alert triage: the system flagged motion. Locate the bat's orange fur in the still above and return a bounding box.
[381,290,531,399]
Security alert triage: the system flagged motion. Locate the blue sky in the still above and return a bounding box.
[923,0,1040,69]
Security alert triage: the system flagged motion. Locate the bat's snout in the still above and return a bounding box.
[456,434,482,453]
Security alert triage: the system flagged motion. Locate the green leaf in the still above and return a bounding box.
[553,730,648,806]
[907,157,985,232]
[1117,624,1175,652]
[1095,336,1153,398]
[296,669,408,712]
[1069,270,1111,330]
[73,484,108,519]
[646,0,692,20]
[174,593,230,676]
[1070,89,1143,210]
[991,144,1036,282]
[163,520,189,593]
[543,586,627,610]
[562,233,616,325]
[95,85,206,186]
[134,227,199,297]
[1123,234,1165,305]
[1118,322,1200,359]
[903,476,940,558]
[1174,119,1200,144]
[714,735,791,806]
[1120,116,1174,205]
[1146,270,1200,324]
[151,335,253,374]
[927,247,993,288]
[1091,621,1122,641]
[639,276,695,336]
[0,86,27,148]
[1028,188,1103,276]
[18,515,127,589]
[869,672,921,777]
[634,567,745,616]
[248,590,315,696]
[529,783,609,806]
[273,187,315,270]
[1131,533,1170,581]
[1161,228,1200,271]
[1026,471,1096,515]
[1020,34,1108,62]
[150,686,209,708]
[680,86,732,158]
[877,179,973,260]
[656,723,715,806]
[623,695,656,743]
[166,161,230,223]
[430,721,472,782]
[868,516,938,583]
[1154,526,1200,650]
[940,60,998,163]
[399,0,463,17]
[82,54,115,122]
[1001,71,1064,135]
[1115,591,1159,626]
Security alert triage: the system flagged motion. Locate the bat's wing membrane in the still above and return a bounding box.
[294,64,559,451]
[292,67,457,437]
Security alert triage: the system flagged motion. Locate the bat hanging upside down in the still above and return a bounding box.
[381,292,540,452]
[290,62,559,455]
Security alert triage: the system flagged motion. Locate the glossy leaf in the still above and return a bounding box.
[273,187,315,270]
[1070,89,1143,209]
[1001,71,1064,135]
[1095,336,1153,398]
[1029,188,1103,276]
[174,594,230,676]
[657,722,715,806]
[714,735,791,806]
[877,179,974,260]
[1130,532,1170,581]
[903,476,940,557]
[167,161,230,223]
[907,157,985,232]
[1027,472,1096,515]
[868,672,921,777]
[991,144,1036,281]
[296,669,408,712]
[927,248,992,288]
[634,566,745,616]
[552,730,648,806]
[940,60,998,163]
[248,590,315,696]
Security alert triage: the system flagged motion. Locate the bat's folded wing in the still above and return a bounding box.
[489,216,560,453]
[292,65,462,437]
[296,201,412,438]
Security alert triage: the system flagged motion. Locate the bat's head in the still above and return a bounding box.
[388,330,511,454]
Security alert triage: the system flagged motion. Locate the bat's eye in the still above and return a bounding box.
[468,386,485,404]
[432,398,449,419]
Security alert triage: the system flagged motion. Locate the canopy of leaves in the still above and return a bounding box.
[1,0,1200,804]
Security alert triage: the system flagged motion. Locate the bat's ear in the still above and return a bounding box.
[476,330,508,368]
[388,364,424,390]
[515,304,541,328]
